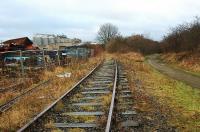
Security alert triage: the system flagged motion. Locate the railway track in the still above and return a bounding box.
[0,78,37,94]
[0,82,24,93]
[0,80,50,113]
[18,60,139,132]
[0,69,76,113]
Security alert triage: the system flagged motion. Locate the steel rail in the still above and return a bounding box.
[0,63,88,113]
[0,82,23,93]
[0,80,50,113]
[105,61,118,132]
[17,61,102,132]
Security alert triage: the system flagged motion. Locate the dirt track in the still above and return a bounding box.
[147,55,200,89]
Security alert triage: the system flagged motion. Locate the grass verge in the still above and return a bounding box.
[110,52,200,131]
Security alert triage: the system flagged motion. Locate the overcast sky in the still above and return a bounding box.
[0,0,200,41]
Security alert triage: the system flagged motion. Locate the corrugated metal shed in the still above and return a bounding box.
[3,37,33,46]
[2,37,36,51]
[63,46,90,58]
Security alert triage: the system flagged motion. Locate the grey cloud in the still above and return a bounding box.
[1,0,200,41]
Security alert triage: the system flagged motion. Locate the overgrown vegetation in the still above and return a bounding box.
[104,18,200,74]
[162,17,200,53]
[106,35,160,55]
[109,53,200,131]
[105,17,200,56]
[0,56,102,131]
[161,52,200,74]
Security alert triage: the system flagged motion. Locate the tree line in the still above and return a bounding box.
[97,18,200,55]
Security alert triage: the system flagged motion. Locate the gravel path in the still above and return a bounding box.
[147,55,200,89]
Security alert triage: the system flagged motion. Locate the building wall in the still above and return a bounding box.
[33,34,82,50]
[37,42,75,50]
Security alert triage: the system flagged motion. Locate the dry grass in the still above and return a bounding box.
[0,78,17,87]
[68,128,86,132]
[54,101,65,112]
[0,56,103,131]
[162,52,200,75]
[68,115,97,123]
[0,79,34,106]
[101,94,112,107]
[44,120,56,129]
[97,115,107,127]
[109,52,200,131]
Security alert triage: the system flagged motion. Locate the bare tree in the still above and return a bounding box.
[97,23,119,44]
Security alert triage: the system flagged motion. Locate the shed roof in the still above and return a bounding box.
[3,37,33,46]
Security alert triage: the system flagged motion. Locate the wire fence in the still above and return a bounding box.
[0,48,91,80]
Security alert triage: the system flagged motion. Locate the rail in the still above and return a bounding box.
[105,61,118,132]
[17,61,102,132]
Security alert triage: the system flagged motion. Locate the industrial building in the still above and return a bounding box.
[33,34,81,50]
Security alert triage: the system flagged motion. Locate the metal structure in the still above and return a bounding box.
[0,48,91,78]
[33,34,81,46]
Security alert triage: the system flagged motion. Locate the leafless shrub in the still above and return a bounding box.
[106,35,160,55]
[162,17,200,53]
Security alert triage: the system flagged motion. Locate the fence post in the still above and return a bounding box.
[57,50,61,66]
[19,50,25,78]
[76,48,79,64]
[42,49,47,70]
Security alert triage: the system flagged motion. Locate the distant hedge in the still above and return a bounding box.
[106,35,160,55]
